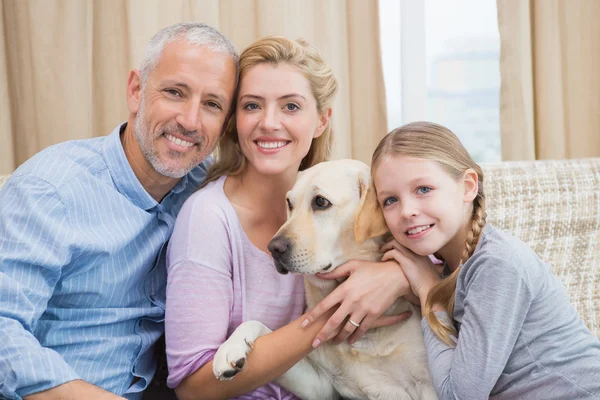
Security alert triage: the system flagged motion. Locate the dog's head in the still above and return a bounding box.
[267,159,389,275]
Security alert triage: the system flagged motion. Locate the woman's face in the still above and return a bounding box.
[235,62,328,177]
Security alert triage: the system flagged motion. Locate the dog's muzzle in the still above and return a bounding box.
[267,236,292,274]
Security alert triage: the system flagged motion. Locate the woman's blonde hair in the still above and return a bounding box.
[371,121,487,346]
[203,36,338,186]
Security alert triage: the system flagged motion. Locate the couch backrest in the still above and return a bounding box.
[482,158,599,337]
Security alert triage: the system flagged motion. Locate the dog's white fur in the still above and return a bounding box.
[213,159,437,400]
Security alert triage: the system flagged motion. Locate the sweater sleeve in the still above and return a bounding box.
[164,188,236,389]
[421,255,534,399]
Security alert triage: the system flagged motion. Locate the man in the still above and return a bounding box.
[0,22,238,399]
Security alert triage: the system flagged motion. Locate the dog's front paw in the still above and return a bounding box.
[213,321,271,381]
[213,337,254,380]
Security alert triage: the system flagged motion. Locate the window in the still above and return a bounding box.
[379,0,501,162]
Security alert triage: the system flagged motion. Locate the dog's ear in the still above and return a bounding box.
[354,175,389,244]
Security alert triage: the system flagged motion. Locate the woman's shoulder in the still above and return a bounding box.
[178,175,232,217]
[168,175,238,272]
[186,175,227,203]
[171,175,240,243]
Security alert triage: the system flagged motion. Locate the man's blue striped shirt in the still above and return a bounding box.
[0,123,209,399]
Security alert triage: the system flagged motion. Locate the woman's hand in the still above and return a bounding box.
[301,259,414,347]
[380,240,442,309]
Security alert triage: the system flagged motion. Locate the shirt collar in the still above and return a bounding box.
[103,123,158,211]
[170,172,189,195]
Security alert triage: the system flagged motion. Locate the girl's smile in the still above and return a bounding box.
[405,223,435,238]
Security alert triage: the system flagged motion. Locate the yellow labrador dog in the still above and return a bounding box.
[213,159,437,400]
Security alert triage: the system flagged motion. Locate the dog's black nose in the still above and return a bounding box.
[267,236,290,258]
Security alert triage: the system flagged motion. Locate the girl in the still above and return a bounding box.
[372,121,600,399]
[164,37,409,400]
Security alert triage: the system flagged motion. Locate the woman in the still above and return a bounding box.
[165,36,338,400]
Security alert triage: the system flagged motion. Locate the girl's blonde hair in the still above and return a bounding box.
[371,121,487,346]
[203,36,338,186]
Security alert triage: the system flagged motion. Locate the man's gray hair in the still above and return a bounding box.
[139,22,239,85]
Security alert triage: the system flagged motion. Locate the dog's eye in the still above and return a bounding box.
[312,195,331,210]
[286,198,293,211]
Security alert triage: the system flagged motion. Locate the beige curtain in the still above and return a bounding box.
[0,0,387,175]
[497,0,600,160]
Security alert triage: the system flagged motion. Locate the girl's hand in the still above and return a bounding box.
[301,259,414,347]
[380,240,442,307]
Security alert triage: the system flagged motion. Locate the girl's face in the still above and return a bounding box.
[373,155,477,263]
[235,62,329,177]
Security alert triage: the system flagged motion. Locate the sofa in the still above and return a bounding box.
[0,157,598,341]
[479,158,599,338]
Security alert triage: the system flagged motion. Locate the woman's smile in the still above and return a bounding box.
[254,138,292,154]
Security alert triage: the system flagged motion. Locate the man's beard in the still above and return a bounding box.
[134,95,207,179]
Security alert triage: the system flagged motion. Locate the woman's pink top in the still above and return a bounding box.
[165,176,305,399]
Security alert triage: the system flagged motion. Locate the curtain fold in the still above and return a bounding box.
[0,0,387,174]
[0,2,15,174]
[498,0,600,160]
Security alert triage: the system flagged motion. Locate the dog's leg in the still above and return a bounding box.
[213,320,271,380]
[276,354,339,400]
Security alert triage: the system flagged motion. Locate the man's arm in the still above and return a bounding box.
[23,380,125,400]
[0,176,113,398]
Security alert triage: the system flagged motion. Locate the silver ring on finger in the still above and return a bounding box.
[348,319,361,328]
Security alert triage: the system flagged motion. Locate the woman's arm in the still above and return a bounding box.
[175,310,332,400]
[299,259,415,345]
[167,254,336,400]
